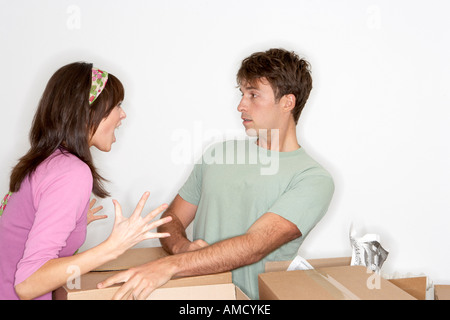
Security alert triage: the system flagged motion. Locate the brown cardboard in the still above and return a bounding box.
[434,285,450,300]
[258,265,417,300]
[54,246,249,300]
[53,270,246,300]
[387,277,427,300]
[264,256,351,273]
[264,256,426,300]
[94,247,169,271]
[146,283,248,300]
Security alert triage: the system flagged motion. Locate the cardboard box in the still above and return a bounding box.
[258,265,417,300]
[264,256,426,300]
[53,247,249,300]
[53,270,247,300]
[264,256,351,273]
[434,285,450,300]
[388,276,427,300]
[93,247,169,271]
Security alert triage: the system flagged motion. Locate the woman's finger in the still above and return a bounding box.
[143,232,170,240]
[89,205,103,215]
[112,199,124,224]
[145,216,172,232]
[89,198,97,208]
[142,203,169,224]
[130,192,150,219]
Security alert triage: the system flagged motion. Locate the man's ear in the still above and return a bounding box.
[281,94,296,113]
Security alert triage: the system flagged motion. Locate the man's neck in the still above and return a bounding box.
[257,122,300,152]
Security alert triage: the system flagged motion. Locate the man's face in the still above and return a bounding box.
[237,78,283,136]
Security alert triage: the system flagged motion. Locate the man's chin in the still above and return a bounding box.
[245,128,258,137]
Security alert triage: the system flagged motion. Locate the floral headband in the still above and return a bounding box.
[89,68,109,105]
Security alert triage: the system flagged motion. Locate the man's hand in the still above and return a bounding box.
[97,257,176,300]
[177,239,209,253]
[96,239,208,300]
[98,211,301,300]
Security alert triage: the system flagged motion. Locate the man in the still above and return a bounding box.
[98,48,335,300]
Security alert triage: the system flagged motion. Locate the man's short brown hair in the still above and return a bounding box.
[237,48,313,124]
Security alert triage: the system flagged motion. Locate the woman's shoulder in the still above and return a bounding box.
[35,149,92,183]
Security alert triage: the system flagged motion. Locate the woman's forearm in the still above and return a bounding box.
[14,240,118,300]
[15,192,172,300]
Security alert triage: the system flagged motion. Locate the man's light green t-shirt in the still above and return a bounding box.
[178,139,335,299]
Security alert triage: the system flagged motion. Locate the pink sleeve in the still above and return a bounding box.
[14,157,93,286]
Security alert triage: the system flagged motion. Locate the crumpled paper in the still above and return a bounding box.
[349,224,389,273]
[287,254,314,271]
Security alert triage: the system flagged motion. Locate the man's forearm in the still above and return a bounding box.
[158,209,191,254]
[170,237,254,277]
[100,212,301,299]
[166,212,301,278]
[166,231,270,278]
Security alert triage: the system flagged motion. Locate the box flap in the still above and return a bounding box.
[264,256,351,273]
[434,285,450,300]
[258,266,417,300]
[308,257,352,269]
[235,286,250,300]
[388,277,427,300]
[264,256,426,299]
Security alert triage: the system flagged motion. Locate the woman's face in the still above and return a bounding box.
[89,104,126,152]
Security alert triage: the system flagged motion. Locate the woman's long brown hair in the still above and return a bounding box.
[9,62,124,198]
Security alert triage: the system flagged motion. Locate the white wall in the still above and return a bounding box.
[1,0,449,286]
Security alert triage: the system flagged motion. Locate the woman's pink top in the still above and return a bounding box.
[0,149,92,299]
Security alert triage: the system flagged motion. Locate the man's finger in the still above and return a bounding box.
[193,239,209,248]
[137,285,157,300]
[112,280,137,300]
[97,270,130,290]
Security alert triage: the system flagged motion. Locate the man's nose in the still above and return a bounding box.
[237,98,247,112]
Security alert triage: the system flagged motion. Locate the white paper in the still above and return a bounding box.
[287,254,314,271]
[349,224,389,273]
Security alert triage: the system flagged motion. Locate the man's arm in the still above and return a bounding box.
[98,211,301,300]
[157,194,208,254]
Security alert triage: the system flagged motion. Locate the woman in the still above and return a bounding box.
[0,62,172,300]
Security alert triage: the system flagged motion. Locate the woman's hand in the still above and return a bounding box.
[104,192,172,257]
[87,198,107,225]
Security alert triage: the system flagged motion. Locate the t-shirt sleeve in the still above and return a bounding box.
[178,162,203,206]
[268,172,335,237]
[14,158,92,287]
[178,142,225,206]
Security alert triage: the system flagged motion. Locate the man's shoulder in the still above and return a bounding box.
[288,149,334,181]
